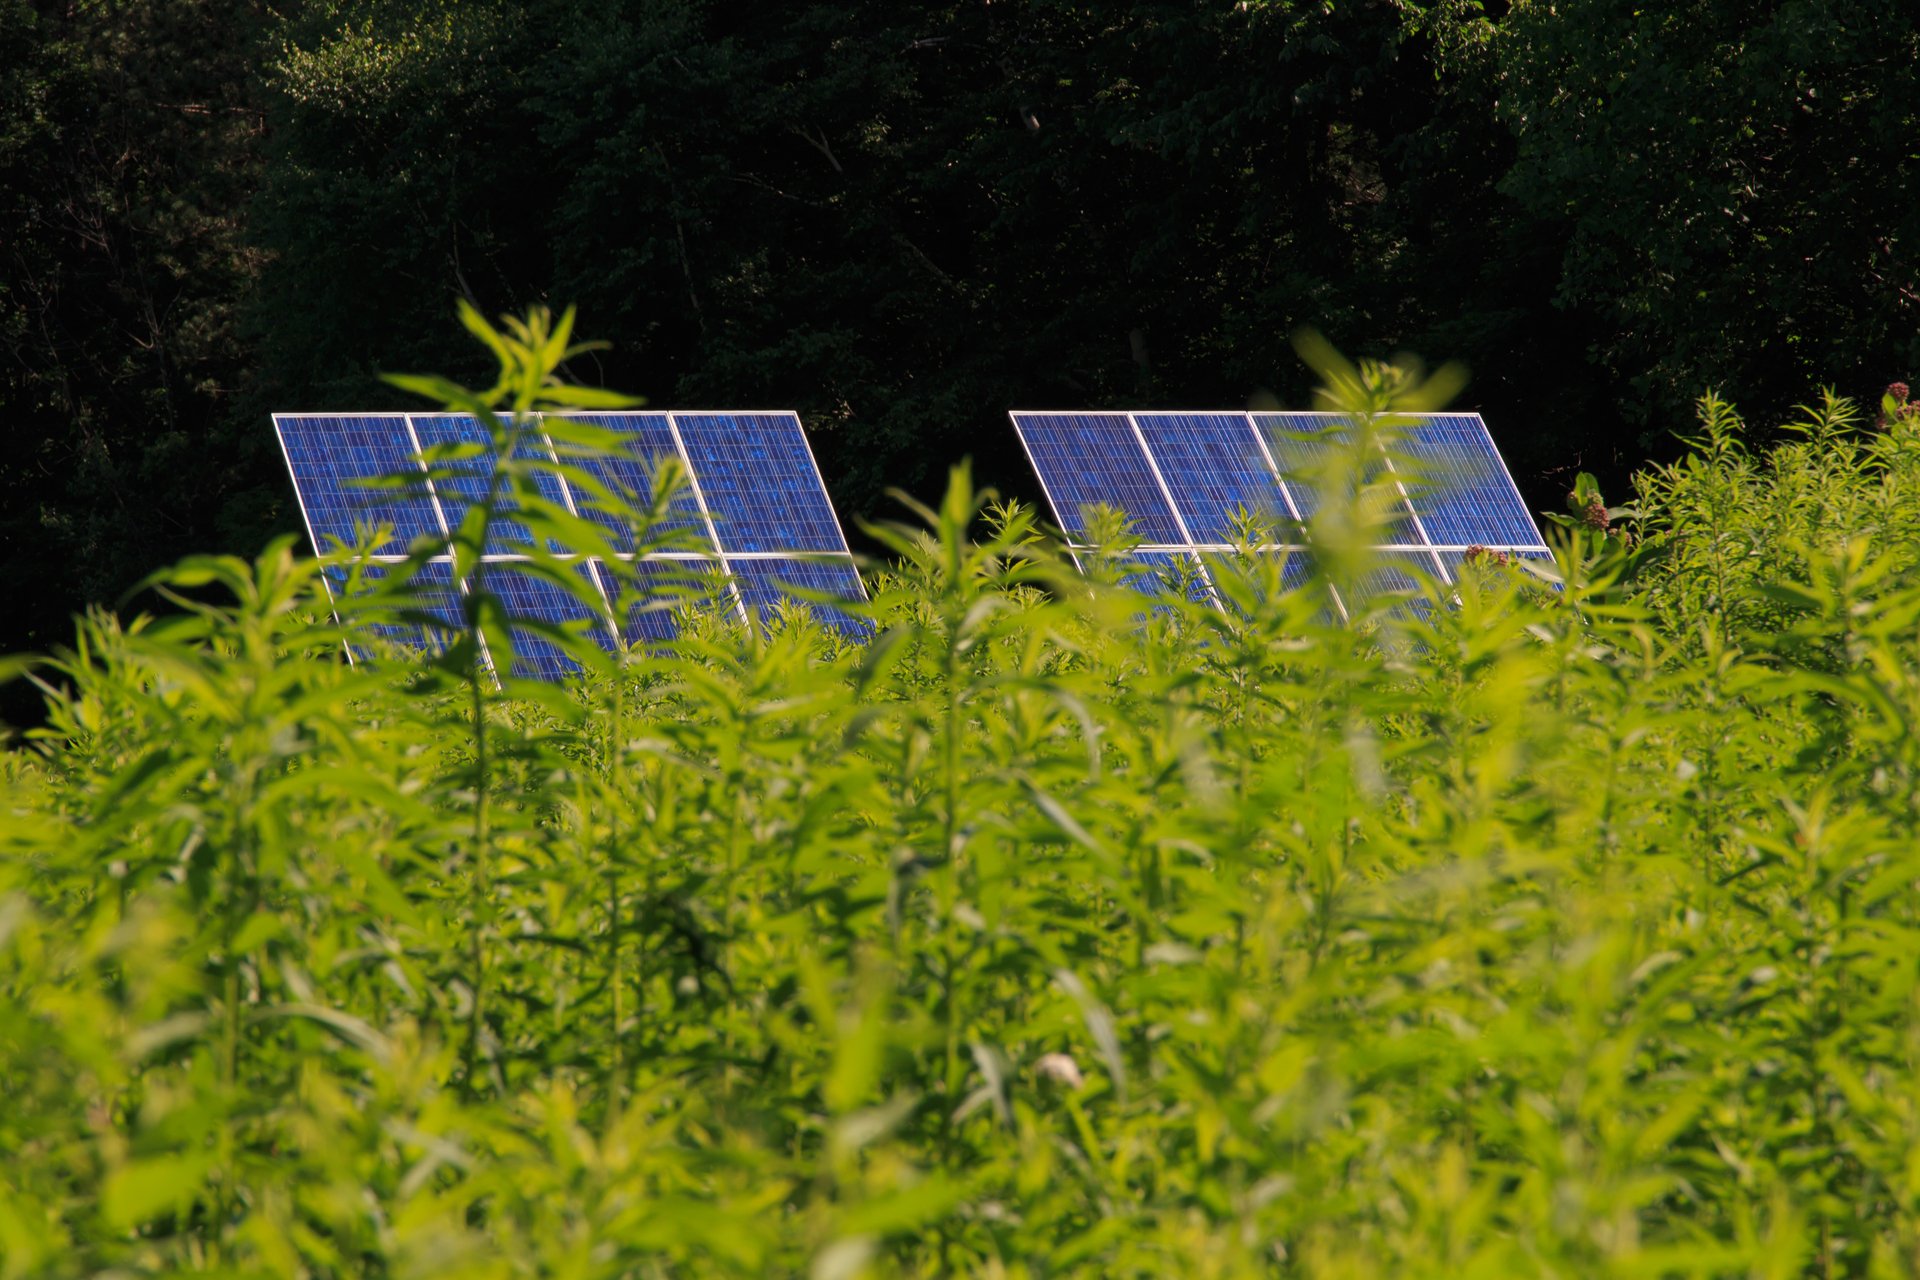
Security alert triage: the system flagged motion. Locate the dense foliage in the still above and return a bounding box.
[5,0,1917,662]
[7,317,1920,1276]
[0,0,274,657]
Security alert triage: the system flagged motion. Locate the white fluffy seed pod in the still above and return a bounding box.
[1034,1052,1084,1089]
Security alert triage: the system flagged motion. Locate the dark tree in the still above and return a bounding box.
[4,0,1918,669]
[1,1,273,657]
[1497,0,1920,440]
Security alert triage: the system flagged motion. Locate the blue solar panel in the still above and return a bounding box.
[673,413,848,553]
[1345,551,1446,616]
[550,413,714,554]
[411,414,573,555]
[323,558,464,658]
[276,415,443,550]
[1013,413,1186,544]
[1254,550,1316,593]
[1253,413,1422,545]
[728,557,869,637]
[1119,552,1214,605]
[1399,415,1544,547]
[276,409,868,677]
[1131,413,1290,544]
[466,560,612,680]
[596,557,736,646]
[1012,408,1547,622]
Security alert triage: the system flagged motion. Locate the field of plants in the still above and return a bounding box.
[7,320,1920,1278]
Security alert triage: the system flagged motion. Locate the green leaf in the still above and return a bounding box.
[102,1154,212,1231]
[383,372,490,412]
[541,384,646,410]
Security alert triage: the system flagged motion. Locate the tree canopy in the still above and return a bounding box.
[3,0,1916,657]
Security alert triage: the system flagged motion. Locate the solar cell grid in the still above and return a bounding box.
[598,556,737,646]
[1132,412,1292,544]
[1204,550,1331,624]
[729,558,871,637]
[1012,413,1186,544]
[468,560,612,680]
[1399,415,1543,547]
[673,413,849,553]
[275,410,868,677]
[1236,549,1316,593]
[550,412,712,554]
[1116,552,1215,606]
[411,414,575,555]
[323,558,464,657]
[1346,550,1447,617]
[276,414,443,550]
[1254,413,1422,545]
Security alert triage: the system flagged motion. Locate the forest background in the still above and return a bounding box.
[3,0,1917,665]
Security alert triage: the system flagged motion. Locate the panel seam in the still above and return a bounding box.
[409,411,502,686]
[666,412,751,625]
[533,412,620,649]
[1126,413,1222,610]
[1372,414,1450,587]
[1247,413,1349,622]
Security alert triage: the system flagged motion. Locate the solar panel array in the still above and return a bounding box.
[1011,410,1549,615]
[274,411,867,678]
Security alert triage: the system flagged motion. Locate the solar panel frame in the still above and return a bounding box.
[274,410,869,674]
[1012,409,1549,615]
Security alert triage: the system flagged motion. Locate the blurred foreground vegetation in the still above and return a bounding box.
[7,324,1920,1277]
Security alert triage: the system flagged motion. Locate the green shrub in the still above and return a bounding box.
[5,321,1920,1278]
